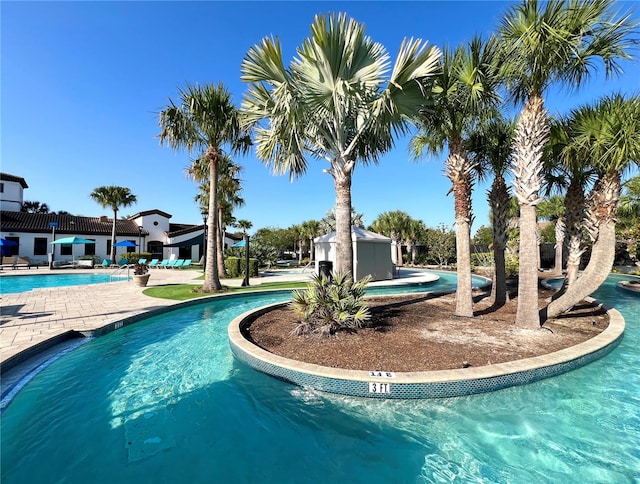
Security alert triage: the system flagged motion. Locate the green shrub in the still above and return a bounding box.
[225,257,259,277]
[290,272,371,337]
[225,257,241,277]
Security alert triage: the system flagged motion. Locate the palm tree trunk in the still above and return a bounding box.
[513,94,548,329]
[554,217,565,274]
[217,207,226,277]
[446,139,474,318]
[309,236,315,262]
[545,221,615,320]
[110,209,118,263]
[559,179,587,291]
[204,146,221,292]
[488,176,509,305]
[517,203,541,327]
[544,173,620,320]
[334,169,354,278]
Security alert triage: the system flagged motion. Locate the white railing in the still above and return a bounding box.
[109,265,132,281]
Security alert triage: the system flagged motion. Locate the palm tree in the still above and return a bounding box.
[90,186,137,264]
[498,0,637,328]
[301,219,322,263]
[235,219,253,286]
[411,36,500,317]
[190,154,245,277]
[241,12,440,279]
[370,210,411,267]
[320,207,365,233]
[545,94,640,320]
[405,219,427,266]
[543,116,599,290]
[158,82,250,292]
[466,115,515,305]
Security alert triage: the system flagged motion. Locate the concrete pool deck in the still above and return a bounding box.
[0,267,438,372]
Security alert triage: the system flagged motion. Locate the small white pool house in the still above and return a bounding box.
[314,226,394,282]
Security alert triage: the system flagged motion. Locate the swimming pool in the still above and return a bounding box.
[0,273,128,294]
[1,272,638,482]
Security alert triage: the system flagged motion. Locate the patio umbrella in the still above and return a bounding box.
[232,240,245,247]
[0,238,19,257]
[50,236,96,262]
[113,240,137,247]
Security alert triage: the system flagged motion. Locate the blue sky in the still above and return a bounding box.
[2,1,639,235]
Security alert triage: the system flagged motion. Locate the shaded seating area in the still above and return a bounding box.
[0,256,43,270]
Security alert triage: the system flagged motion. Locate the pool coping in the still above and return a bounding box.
[228,297,625,399]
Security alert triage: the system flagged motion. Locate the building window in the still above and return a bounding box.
[126,240,136,253]
[85,240,96,256]
[34,237,48,256]
[61,244,72,256]
[0,183,4,193]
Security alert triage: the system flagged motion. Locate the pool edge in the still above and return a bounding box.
[228,297,625,399]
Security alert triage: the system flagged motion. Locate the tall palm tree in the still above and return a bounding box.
[411,36,500,317]
[498,0,637,328]
[190,154,245,277]
[545,94,640,320]
[90,186,137,264]
[241,12,440,279]
[158,82,250,292]
[466,115,515,305]
[544,116,598,289]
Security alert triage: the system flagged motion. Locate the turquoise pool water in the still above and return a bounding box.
[0,273,127,294]
[1,272,638,482]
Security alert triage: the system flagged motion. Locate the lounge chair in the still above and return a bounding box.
[181,259,192,269]
[157,259,169,269]
[172,259,185,269]
[165,259,178,269]
[148,259,159,268]
[101,259,112,269]
[138,258,147,265]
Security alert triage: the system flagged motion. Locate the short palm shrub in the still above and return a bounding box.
[290,272,371,337]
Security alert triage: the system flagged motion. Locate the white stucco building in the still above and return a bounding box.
[0,172,239,263]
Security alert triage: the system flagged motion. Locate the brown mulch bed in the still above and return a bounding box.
[243,286,609,372]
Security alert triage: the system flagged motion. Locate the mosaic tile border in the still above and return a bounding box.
[228,298,625,399]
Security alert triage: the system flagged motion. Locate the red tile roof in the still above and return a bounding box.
[0,211,147,236]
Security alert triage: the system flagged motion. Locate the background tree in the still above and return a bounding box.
[405,218,428,265]
[241,12,440,279]
[320,207,365,233]
[89,186,137,264]
[498,0,637,328]
[467,115,515,305]
[158,82,250,292]
[21,201,50,213]
[235,219,253,286]
[425,223,456,268]
[301,219,322,262]
[370,210,411,267]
